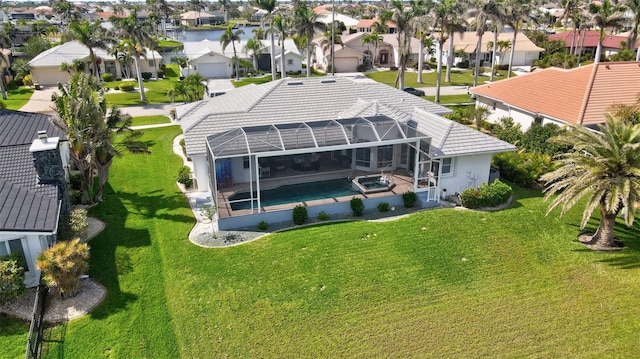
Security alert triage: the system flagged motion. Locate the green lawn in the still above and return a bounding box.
[4,86,35,110]
[425,94,474,104]
[103,65,183,106]
[131,115,170,126]
[3,127,640,357]
[366,69,512,88]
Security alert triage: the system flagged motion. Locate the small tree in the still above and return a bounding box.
[0,256,25,304]
[37,239,90,298]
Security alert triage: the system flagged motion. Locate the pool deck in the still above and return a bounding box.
[216,166,415,218]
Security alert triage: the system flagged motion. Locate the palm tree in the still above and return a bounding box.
[244,38,263,72]
[292,2,325,77]
[190,0,205,27]
[467,0,503,87]
[542,116,640,250]
[66,19,112,82]
[52,73,103,204]
[443,2,467,83]
[411,14,433,84]
[185,73,208,100]
[431,0,459,102]
[219,0,231,23]
[171,55,191,76]
[255,0,278,81]
[504,0,535,78]
[37,239,89,298]
[220,24,244,80]
[625,0,640,60]
[589,0,627,63]
[111,10,157,102]
[272,14,289,79]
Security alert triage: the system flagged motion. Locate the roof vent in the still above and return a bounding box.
[37,130,47,141]
[287,82,303,85]
[321,80,336,84]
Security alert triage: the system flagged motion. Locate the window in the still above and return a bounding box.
[441,158,453,176]
[148,59,155,67]
[400,144,408,165]
[377,145,393,169]
[287,59,293,66]
[355,147,370,168]
[243,156,250,169]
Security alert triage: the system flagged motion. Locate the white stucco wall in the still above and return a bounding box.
[439,154,493,196]
[476,97,568,132]
[192,154,209,191]
[276,53,303,73]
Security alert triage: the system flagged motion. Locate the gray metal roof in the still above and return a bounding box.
[0,109,65,147]
[0,110,61,233]
[29,40,162,68]
[179,77,453,156]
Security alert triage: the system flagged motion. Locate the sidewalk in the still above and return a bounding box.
[416,85,470,96]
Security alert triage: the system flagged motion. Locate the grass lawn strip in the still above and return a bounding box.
[131,115,171,126]
[4,86,35,110]
[366,69,512,88]
[3,126,640,357]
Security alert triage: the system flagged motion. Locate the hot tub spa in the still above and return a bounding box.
[352,174,395,194]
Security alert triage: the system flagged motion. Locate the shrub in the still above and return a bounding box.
[350,197,364,216]
[317,211,330,221]
[101,72,114,82]
[70,191,82,205]
[141,72,152,80]
[492,150,553,188]
[357,64,367,72]
[402,191,418,208]
[292,205,308,225]
[456,61,470,68]
[37,239,89,298]
[69,208,88,242]
[492,117,523,145]
[389,66,398,71]
[177,166,193,188]
[406,60,418,69]
[521,123,571,156]
[115,77,122,82]
[120,82,136,91]
[69,173,82,190]
[460,180,512,209]
[157,70,164,79]
[22,74,33,86]
[0,255,25,304]
[377,202,390,212]
[257,220,268,230]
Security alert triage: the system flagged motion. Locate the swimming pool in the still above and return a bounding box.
[228,178,358,210]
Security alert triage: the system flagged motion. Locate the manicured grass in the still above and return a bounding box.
[131,115,170,126]
[103,78,179,106]
[366,69,512,88]
[157,39,182,48]
[425,94,474,104]
[4,86,35,110]
[233,75,273,87]
[4,127,640,357]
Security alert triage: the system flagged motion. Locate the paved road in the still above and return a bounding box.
[416,85,471,96]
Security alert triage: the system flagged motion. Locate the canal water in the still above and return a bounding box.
[170,25,260,42]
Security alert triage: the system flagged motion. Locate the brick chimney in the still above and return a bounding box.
[29,130,70,215]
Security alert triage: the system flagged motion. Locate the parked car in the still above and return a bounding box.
[403,87,425,96]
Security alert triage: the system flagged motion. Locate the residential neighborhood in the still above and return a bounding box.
[2,0,640,358]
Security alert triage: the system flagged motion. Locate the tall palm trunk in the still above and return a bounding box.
[590,205,618,248]
[306,38,312,77]
[490,30,498,82]
[436,40,443,103]
[133,55,147,102]
[233,41,240,81]
[417,37,424,84]
[270,32,277,80]
[595,30,604,64]
[474,32,483,87]
[446,28,454,83]
[94,158,112,202]
[280,37,286,79]
[507,31,517,78]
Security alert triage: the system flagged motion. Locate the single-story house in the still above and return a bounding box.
[180,11,225,26]
[313,32,421,72]
[547,30,637,58]
[470,61,640,130]
[28,40,162,86]
[0,110,70,288]
[178,77,515,230]
[356,18,397,34]
[441,31,543,68]
[181,39,302,78]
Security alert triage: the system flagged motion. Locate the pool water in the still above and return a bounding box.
[229,178,358,210]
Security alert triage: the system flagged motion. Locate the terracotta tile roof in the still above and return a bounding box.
[356,18,396,29]
[547,30,634,49]
[470,62,640,126]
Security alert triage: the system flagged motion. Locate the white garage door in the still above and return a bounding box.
[32,67,71,86]
[197,63,227,78]
[334,57,359,72]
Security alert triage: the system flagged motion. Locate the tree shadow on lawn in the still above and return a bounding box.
[569,217,640,269]
[113,189,195,223]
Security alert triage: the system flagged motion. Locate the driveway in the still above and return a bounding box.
[19,86,58,114]
[206,79,235,97]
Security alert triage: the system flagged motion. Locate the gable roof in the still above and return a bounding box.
[0,110,63,233]
[183,39,299,61]
[28,40,161,68]
[444,31,544,54]
[180,77,513,159]
[548,30,635,49]
[470,62,640,126]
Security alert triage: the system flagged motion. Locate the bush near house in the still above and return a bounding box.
[402,191,418,208]
[350,197,365,216]
[293,205,308,225]
[460,180,512,209]
[492,151,553,188]
[120,82,136,92]
[37,239,90,298]
[101,73,114,82]
[0,255,25,304]
[177,166,193,188]
[141,72,153,80]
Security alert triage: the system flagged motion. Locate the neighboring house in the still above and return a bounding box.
[356,18,396,34]
[547,30,635,58]
[316,13,359,32]
[181,39,302,78]
[313,32,421,72]
[180,11,225,26]
[441,31,543,68]
[470,62,640,130]
[0,110,70,288]
[177,77,514,230]
[28,40,162,86]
